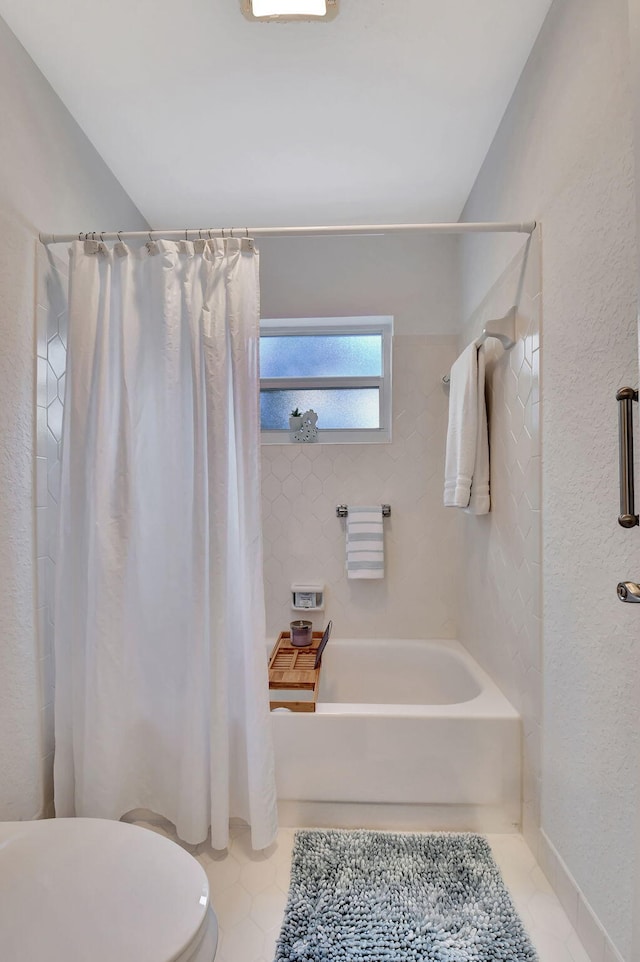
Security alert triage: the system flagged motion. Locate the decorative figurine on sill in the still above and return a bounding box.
[293,409,319,443]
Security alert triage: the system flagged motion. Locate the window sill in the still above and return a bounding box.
[261,428,392,445]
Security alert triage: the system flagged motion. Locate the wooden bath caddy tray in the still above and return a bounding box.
[268,630,324,713]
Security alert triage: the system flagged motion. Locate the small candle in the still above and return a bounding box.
[290,620,312,647]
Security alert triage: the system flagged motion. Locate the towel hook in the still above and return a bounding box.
[478,306,517,350]
[441,306,517,384]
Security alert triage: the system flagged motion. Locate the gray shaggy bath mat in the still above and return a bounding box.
[274,830,538,961]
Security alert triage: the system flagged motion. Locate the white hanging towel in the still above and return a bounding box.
[443,342,490,515]
[346,506,385,579]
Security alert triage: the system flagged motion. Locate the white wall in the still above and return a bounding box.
[461,0,639,957]
[259,235,462,638]
[260,234,462,336]
[0,14,146,819]
[626,3,640,956]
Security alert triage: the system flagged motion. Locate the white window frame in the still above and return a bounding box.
[259,315,393,444]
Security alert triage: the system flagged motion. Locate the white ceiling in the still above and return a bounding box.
[0,0,552,228]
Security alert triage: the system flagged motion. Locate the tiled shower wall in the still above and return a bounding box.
[35,244,68,816]
[261,335,461,638]
[458,231,542,849]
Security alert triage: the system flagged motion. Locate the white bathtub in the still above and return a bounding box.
[270,638,521,832]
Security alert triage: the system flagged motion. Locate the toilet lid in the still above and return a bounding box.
[0,818,211,962]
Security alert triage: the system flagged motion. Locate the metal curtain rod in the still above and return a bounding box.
[38,220,536,245]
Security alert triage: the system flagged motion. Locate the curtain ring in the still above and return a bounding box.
[185,229,188,241]
[245,227,249,238]
[221,228,225,239]
[117,231,124,243]
[148,231,153,242]
[198,229,202,240]
[208,228,212,240]
[100,232,105,242]
[230,227,234,238]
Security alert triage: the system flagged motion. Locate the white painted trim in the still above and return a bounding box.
[260,315,394,332]
[261,428,391,445]
[276,800,520,833]
[538,829,626,962]
[260,376,381,389]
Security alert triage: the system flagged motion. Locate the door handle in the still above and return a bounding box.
[616,387,639,527]
[617,582,640,603]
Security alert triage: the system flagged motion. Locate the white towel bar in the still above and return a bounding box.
[336,505,391,518]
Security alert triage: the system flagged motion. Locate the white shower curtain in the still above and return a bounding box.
[53,237,278,850]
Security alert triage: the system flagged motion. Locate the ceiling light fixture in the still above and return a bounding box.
[241,0,338,21]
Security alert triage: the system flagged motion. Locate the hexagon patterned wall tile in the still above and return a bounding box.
[261,334,461,640]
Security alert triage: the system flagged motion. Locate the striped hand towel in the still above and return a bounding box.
[346,506,385,579]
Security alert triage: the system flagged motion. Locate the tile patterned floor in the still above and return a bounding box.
[135,819,593,962]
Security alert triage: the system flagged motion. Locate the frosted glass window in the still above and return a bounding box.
[260,334,382,378]
[259,316,392,443]
[261,389,380,430]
